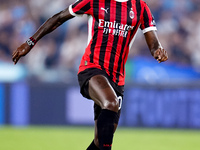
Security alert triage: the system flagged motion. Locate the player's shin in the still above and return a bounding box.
[97,109,118,150]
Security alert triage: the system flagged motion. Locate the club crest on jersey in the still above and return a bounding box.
[129,8,134,19]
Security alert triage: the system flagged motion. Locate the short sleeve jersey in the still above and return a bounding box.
[69,0,157,86]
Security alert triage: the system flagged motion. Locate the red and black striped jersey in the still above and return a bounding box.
[69,0,157,86]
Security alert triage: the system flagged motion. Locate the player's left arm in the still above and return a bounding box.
[144,30,168,63]
[140,1,168,63]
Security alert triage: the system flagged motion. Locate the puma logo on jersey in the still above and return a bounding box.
[101,7,109,13]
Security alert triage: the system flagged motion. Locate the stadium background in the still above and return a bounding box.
[0,0,200,149]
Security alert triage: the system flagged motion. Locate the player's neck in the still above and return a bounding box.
[114,0,129,2]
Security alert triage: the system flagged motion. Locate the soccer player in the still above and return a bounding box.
[12,0,168,149]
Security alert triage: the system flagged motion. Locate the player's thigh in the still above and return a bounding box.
[88,75,118,110]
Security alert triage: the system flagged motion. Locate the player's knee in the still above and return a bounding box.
[103,98,119,112]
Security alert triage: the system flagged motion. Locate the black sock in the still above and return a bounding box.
[87,140,100,150]
[97,109,118,150]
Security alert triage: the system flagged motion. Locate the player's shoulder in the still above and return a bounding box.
[138,0,147,5]
[137,0,149,8]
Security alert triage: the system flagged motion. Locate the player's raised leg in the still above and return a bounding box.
[87,75,119,150]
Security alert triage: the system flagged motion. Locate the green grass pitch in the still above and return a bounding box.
[0,126,200,150]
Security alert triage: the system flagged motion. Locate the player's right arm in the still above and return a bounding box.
[33,8,74,42]
[12,0,92,64]
[12,7,74,64]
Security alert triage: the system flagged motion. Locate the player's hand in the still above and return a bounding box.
[12,43,31,65]
[153,48,168,63]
